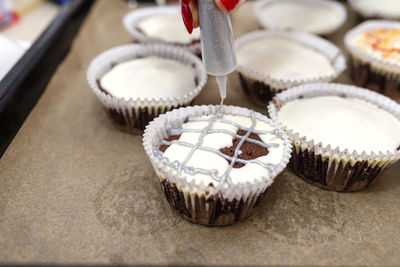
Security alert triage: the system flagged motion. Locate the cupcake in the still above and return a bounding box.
[235,30,346,105]
[87,44,207,134]
[254,0,347,36]
[268,83,400,192]
[345,20,400,94]
[349,0,400,20]
[123,6,201,55]
[143,105,292,226]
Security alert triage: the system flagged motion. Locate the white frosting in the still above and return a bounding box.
[351,29,400,67]
[100,57,196,100]
[351,0,400,17]
[162,114,285,185]
[257,1,341,34]
[277,96,400,154]
[137,14,200,44]
[237,38,335,80]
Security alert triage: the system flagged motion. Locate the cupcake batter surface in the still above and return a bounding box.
[277,96,400,154]
[237,38,335,80]
[100,57,196,100]
[137,14,200,44]
[257,1,341,34]
[158,114,285,185]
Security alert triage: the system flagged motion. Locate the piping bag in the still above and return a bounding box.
[198,0,237,103]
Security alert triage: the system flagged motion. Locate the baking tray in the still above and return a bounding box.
[0,0,94,157]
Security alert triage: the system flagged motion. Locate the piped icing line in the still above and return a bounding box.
[235,30,346,91]
[219,112,258,187]
[143,105,292,201]
[165,128,278,149]
[154,109,282,188]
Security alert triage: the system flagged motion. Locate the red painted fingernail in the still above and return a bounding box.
[182,0,190,5]
[181,3,193,34]
[220,0,239,11]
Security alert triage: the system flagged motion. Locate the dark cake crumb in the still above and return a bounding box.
[96,79,110,95]
[158,130,269,169]
[219,129,269,168]
[159,135,181,152]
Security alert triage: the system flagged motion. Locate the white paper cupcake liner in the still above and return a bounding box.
[143,105,292,225]
[86,43,207,134]
[268,83,400,191]
[155,0,179,5]
[344,20,400,79]
[235,30,346,96]
[123,6,201,55]
[349,0,400,20]
[253,0,347,36]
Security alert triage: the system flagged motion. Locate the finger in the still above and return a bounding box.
[215,0,245,13]
[180,0,199,33]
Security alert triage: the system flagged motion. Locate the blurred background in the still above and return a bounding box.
[0,0,62,81]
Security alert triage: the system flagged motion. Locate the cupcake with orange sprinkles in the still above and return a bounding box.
[345,20,400,94]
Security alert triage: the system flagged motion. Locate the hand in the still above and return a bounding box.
[180,0,246,33]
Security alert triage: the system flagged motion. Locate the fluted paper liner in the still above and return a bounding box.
[253,0,347,36]
[87,44,207,134]
[143,105,292,225]
[235,30,346,104]
[344,20,400,93]
[123,6,201,55]
[349,0,400,20]
[155,0,179,5]
[268,83,400,192]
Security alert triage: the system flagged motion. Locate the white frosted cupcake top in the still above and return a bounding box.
[277,96,400,154]
[100,56,197,100]
[350,0,400,18]
[255,0,343,34]
[237,38,335,80]
[137,14,200,44]
[156,113,286,186]
[351,28,400,66]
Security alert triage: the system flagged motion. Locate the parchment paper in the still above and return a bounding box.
[1,0,399,265]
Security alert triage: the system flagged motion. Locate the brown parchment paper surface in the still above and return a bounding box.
[1,0,400,265]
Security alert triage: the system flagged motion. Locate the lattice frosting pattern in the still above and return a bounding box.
[153,110,284,188]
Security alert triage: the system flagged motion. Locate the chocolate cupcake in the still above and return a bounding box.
[345,20,400,94]
[235,30,346,105]
[349,0,400,20]
[143,105,292,226]
[87,44,207,134]
[123,6,201,55]
[254,0,347,36]
[268,83,400,192]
